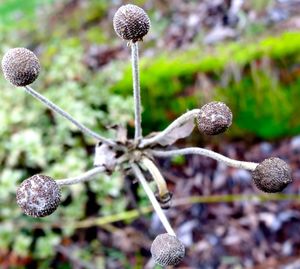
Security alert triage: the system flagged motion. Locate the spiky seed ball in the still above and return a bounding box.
[2,47,40,86]
[197,101,232,135]
[113,4,150,42]
[252,157,292,193]
[151,233,185,267]
[16,174,61,217]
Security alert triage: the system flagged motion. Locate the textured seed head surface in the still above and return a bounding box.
[151,233,185,267]
[16,174,61,217]
[252,157,292,193]
[197,101,232,135]
[113,4,150,42]
[2,47,40,86]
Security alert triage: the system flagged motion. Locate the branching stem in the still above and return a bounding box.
[141,156,169,199]
[140,109,200,148]
[131,42,142,142]
[56,166,105,186]
[151,147,258,171]
[131,163,176,236]
[24,86,116,147]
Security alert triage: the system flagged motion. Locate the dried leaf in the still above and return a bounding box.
[105,124,128,144]
[116,125,128,144]
[156,118,195,146]
[93,143,116,171]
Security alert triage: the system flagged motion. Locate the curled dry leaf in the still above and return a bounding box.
[93,143,117,171]
[155,118,195,146]
[116,125,128,144]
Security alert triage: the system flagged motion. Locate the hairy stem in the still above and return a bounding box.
[56,166,105,186]
[151,147,258,171]
[131,163,176,236]
[131,42,142,141]
[140,109,200,148]
[141,156,169,199]
[24,86,116,147]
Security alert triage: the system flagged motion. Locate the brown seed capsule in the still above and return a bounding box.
[252,157,292,193]
[151,233,185,267]
[113,4,150,42]
[197,101,232,135]
[2,47,40,86]
[16,174,61,217]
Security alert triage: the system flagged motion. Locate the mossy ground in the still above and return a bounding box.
[113,32,300,139]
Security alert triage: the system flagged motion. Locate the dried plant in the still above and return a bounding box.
[1,4,293,267]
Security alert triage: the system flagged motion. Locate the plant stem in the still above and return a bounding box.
[77,193,299,228]
[131,42,142,142]
[24,86,116,147]
[56,166,105,186]
[141,156,169,199]
[140,109,200,148]
[11,193,300,230]
[131,163,176,236]
[151,147,258,171]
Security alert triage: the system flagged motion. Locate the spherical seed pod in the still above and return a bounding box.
[197,101,232,135]
[2,47,40,87]
[113,4,150,42]
[151,233,185,267]
[252,157,292,193]
[16,174,61,217]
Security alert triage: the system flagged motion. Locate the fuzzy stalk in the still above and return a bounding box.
[131,42,142,142]
[151,147,258,171]
[131,163,176,236]
[24,86,116,146]
[56,166,105,186]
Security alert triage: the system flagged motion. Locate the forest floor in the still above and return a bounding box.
[94,136,300,269]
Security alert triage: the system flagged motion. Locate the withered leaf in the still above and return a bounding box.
[93,143,116,171]
[156,118,195,146]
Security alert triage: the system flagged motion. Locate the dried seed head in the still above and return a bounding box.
[113,4,150,42]
[197,101,232,135]
[151,233,185,267]
[2,47,40,86]
[16,174,61,217]
[252,157,292,193]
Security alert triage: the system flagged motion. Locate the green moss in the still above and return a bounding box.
[218,75,300,138]
[112,32,300,138]
[86,26,108,44]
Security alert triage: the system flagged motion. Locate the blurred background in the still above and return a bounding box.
[0,0,300,268]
